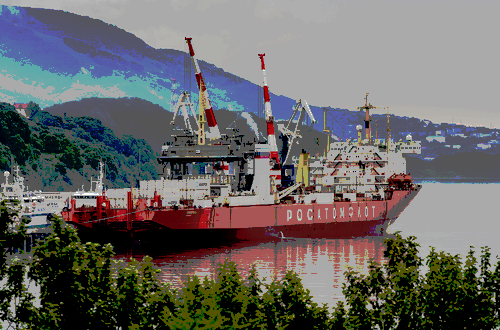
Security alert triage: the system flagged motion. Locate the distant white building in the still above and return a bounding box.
[453,145,461,149]
[426,136,446,143]
[476,143,491,149]
[13,103,29,118]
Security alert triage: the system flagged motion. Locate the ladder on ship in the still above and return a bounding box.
[209,206,216,228]
[278,182,304,200]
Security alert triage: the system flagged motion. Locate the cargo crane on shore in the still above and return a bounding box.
[278,99,317,187]
[279,99,317,165]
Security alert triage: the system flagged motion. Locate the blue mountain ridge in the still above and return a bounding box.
[0,5,359,133]
[2,5,499,169]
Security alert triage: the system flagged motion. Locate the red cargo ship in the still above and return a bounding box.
[61,42,423,244]
[62,174,420,244]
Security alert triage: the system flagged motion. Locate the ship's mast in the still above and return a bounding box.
[258,54,280,171]
[185,37,221,144]
[357,93,378,144]
[323,109,330,157]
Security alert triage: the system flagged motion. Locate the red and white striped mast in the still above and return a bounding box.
[258,54,281,178]
[185,37,221,143]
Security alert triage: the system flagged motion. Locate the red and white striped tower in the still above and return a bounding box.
[185,37,221,141]
[258,54,280,161]
[258,54,281,182]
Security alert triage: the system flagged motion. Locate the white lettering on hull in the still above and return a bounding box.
[284,203,379,222]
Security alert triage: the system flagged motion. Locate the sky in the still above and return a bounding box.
[2,0,499,128]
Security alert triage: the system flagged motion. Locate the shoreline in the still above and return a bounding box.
[413,178,500,184]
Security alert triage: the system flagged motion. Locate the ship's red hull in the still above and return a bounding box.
[62,186,421,245]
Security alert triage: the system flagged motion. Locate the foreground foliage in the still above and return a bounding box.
[1,207,500,329]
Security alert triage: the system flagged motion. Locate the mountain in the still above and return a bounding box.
[41,98,175,154]
[1,6,499,183]
[38,97,500,182]
[0,102,159,191]
[0,6,329,129]
[40,97,324,161]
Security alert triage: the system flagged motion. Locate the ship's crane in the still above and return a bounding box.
[170,91,199,135]
[185,37,221,144]
[278,99,317,165]
[258,54,281,175]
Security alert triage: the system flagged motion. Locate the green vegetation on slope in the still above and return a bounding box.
[0,102,160,191]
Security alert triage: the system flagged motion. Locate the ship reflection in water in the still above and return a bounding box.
[115,235,389,309]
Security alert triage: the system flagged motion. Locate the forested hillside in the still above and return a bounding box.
[0,102,160,191]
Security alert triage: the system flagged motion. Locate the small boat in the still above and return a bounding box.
[1,166,66,233]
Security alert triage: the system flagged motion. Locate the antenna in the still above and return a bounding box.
[357,93,380,144]
[386,107,391,150]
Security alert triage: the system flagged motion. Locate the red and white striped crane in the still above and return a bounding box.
[258,54,281,181]
[185,37,221,143]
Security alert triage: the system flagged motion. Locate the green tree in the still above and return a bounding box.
[212,259,248,328]
[338,232,500,329]
[8,216,176,329]
[164,275,225,329]
[0,200,35,329]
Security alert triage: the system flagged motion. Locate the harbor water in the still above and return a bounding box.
[115,182,500,310]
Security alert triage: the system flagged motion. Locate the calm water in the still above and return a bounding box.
[115,182,500,311]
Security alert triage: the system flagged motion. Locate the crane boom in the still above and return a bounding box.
[170,91,199,135]
[185,37,221,142]
[279,99,317,165]
[301,99,317,124]
[258,54,280,171]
